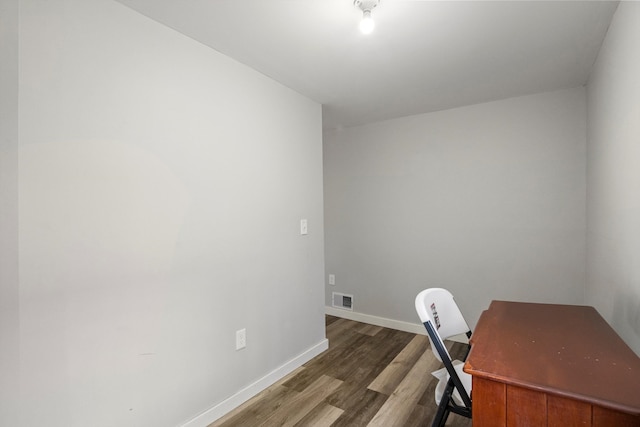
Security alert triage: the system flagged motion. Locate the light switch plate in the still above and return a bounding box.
[236,329,246,350]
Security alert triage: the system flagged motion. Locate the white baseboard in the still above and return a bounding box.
[325,306,469,344]
[180,339,329,427]
[325,306,427,334]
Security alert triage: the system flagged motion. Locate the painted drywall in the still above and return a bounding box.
[324,88,587,329]
[586,2,640,355]
[17,0,325,425]
[0,0,20,425]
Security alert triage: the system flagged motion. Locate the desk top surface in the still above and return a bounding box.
[464,300,640,415]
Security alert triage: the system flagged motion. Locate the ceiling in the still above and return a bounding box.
[114,0,618,131]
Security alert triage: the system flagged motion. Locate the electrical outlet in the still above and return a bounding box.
[236,328,246,350]
[329,274,335,286]
[300,219,308,235]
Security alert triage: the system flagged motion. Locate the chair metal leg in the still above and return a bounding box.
[432,380,456,427]
[431,404,449,427]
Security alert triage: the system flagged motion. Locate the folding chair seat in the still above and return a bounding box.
[415,288,472,427]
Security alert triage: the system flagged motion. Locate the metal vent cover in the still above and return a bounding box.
[332,292,353,311]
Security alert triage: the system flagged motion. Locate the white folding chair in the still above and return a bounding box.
[415,288,472,427]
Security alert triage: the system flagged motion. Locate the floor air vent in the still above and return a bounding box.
[332,292,353,311]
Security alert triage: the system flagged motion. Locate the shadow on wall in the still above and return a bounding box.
[612,289,640,346]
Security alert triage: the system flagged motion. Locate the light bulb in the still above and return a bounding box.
[359,10,375,34]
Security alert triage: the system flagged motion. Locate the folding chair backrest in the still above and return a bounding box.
[415,288,470,362]
[415,288,473,419]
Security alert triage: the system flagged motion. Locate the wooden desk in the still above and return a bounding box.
[464,301,640,427]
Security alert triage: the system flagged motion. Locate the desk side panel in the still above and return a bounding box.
[548,395,592,427]
[593,406,640,427]
[506,385,547,426]
[473,377,506,427]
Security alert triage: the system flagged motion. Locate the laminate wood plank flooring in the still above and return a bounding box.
[368,334,429,396]
[210,316,472,427]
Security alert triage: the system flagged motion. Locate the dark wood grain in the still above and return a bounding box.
[506,385,547,426]
[593,406,640,427]
[547,395,591,427]
[465,301,640,427]
[465,301,640,415]
[472,376,506,427]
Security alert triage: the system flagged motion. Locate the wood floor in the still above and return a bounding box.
[209,316,472,427]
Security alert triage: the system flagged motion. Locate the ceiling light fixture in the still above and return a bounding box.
[354,0,380,35]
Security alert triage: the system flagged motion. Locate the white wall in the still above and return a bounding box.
[17,0,325,426]
[586,1,640,355]
[0,0,20,425]
[324,88,587,328]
